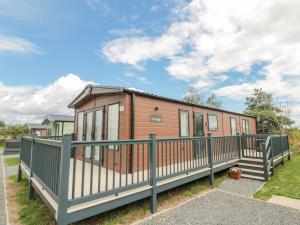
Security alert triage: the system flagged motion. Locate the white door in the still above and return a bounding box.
[94,109,103,158]
[85,111,93,158]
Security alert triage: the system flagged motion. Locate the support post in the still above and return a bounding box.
[207,133,214,185]
[270,136,274,176]
[57,135,72,225]
[237,133,241,159]
[17,138,23,183]
[29,137,35,199]
[287,135,291,160]
[261,141,269,181]
[280,135,284,165]
[149,134,157,214]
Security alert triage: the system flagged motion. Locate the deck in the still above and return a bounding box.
[18,134,290,225]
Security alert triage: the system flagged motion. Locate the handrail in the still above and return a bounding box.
[34,138,62,148]
[72,139,151,146]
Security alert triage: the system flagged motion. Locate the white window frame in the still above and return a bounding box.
[230,118,237,136]
[107,103,120,143]
[179,109,189,137]
[208,114,218,131]
[242,119,250,134]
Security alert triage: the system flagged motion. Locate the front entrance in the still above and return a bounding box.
[77,109,104,159]
[193,112,205,159]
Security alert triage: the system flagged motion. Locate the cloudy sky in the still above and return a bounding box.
[1,0,300,125]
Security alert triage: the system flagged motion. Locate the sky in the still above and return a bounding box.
[0,0,300,126]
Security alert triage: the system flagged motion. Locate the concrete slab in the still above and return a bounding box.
[268,195,300,210]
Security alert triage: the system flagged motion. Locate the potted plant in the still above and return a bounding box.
[228,167,242,180]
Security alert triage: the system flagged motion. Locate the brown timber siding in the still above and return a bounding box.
[73,93,257,173]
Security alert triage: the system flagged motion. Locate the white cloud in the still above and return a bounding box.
[109,28,143,37]
[0,74,93,124]
[137,76,152,85]
[102,0,300,125]
[0,35,41,54]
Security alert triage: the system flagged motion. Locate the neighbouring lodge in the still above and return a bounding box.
[26,123,47,136]
[41,114,74,136]
[68,85,257,172]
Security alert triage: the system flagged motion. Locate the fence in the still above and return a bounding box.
[3,139,21,155]
[18,133,290,225]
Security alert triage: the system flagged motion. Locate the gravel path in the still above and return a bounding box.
[137,178,300,225]
[218,178,264,197]
[0,154,7,225]
[138,190,300,225]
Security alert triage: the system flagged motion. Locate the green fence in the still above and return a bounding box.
[18,133,290,225]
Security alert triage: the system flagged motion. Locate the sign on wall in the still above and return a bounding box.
[150,114,163,123]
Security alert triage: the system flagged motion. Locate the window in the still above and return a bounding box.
[194,112,204,136]
[108,103,119,141]
[242,119,250,134]
[230,118,237,135]
[77,112,84,141]
[208,114,218,131]
[179,110,189,136]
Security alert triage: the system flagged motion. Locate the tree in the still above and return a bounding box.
[244,88,294,134]
[183,87,205,105]
[183,87,223,109]
[206,93,223,109]
[0,120,5,129]
[3,124,29,139]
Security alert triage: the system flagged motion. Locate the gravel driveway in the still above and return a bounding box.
[136,179,300,225]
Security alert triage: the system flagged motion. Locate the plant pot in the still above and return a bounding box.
[229,172,241,180]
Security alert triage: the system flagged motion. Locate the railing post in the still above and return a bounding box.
[270,136,275,176]
[261,140,269,181]
[17,137,23,183]
[241,133,245,158]
[149,134,157,214]
[280,135,284,165]
[57,135,72,225]
[237,133,241,159]
[29,137,35,199]
[207,133,214,185]
[287,135,291,160]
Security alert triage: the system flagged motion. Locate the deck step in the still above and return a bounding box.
[239,158,264,166]
[238,162,264,170]
[241,174,266,181]
[241,168,265,177]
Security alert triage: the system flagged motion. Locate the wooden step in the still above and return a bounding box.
[240,158,263,165]
[241,174,266,181]
[241,168,265,177]
[238,162,264,170]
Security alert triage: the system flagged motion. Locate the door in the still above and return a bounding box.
[85,111,93,158]
[194,112,204,136]
[193,112,204,160]
[94,109,103,159]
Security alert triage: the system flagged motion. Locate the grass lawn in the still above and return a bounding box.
[255,153,300,200]
[5,157,20,166]
[7,172,228,225]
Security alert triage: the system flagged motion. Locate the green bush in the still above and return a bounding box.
[288,129,300,154]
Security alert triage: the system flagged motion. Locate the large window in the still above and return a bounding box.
[230,118,237,135]
[108,103,119,141]
[179,110,189,136]
[208,114,218,131]
[242,119,250,134]
[77,112,84,141]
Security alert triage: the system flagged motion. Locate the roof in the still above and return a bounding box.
[26,124,47,130]
[41,114,74,124]
[68,85,256,119]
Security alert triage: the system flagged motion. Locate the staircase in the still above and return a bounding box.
[238,158,270,181]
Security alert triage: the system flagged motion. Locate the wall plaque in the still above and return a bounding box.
[150,114,163,123]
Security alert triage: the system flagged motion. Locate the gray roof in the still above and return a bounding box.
[68,84,256,118]
[26,123,47,130]
[42,115,74,124]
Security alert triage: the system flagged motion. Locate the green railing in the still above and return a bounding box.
[18,133,290,225]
